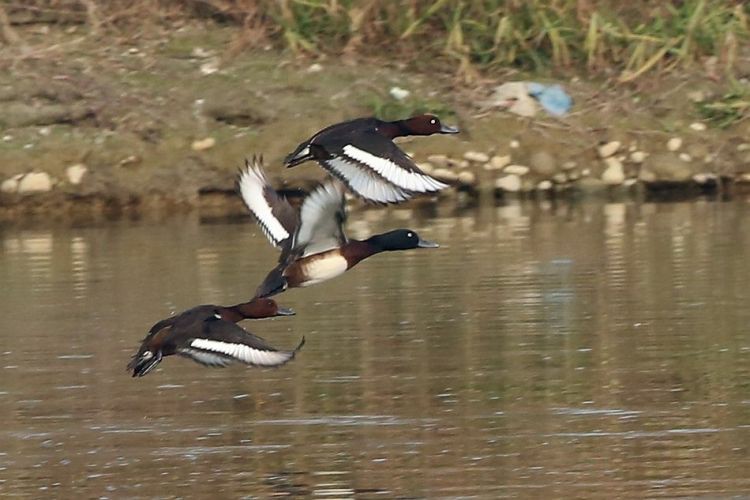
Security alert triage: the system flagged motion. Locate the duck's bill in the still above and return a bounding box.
[417,238,440,249]
[439,124,459,134]
[275,307,296,316]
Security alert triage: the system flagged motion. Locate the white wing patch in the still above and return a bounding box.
[189,338,294,367]
[324,157,410,204]
[295,181,346,256]
[178,348,233,367]
[342,145,448,193]
[238,163,290,247]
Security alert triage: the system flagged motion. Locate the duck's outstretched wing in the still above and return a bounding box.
[177,318,304,368]
[293,180,348,258]
[238,156,298,250]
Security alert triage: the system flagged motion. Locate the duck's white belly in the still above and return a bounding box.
[300,255,348,286]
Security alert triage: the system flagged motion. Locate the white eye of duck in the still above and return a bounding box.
[407,232,414,237]
[430,118,436,124]
[214,312,222,319]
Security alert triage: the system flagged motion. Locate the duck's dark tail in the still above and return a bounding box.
[255,268,288,299]
[284,143,313,168]
[127,349,163,378]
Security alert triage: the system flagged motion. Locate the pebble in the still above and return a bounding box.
[457,171,477,186]
[601,157,625,185]
[529,151,556,176]
[552,172,567,184]
[537,180,553,190]
[737,143,750,152]
[623,178,639,187]
[389,86,410,101]
[18,172,53,193]
[562,161,577,170]
[427,154,450,168]
[679,153,692,162]
[459,160,470,169]
[494,174,522,192]
[597,141,621,159]
[416,162,434,174]
[191,137,216,151]
[1,177,19,193]
[667,137,683,151]
[629,151,647,163]
[692,173,716,184]
[463,151,489,163]
[488,155,511,170]
[66,164,87,185]
[200,59,219,75]
[509,140,520,149]
[503,164,530,176]
[638,168,657,183]
[689,122,707,131]
[306,63,323,73]
[431,168,458,183]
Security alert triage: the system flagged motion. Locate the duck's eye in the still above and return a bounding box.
[430,118,436,124]
[214,312,222,319]
[407,232,414,238]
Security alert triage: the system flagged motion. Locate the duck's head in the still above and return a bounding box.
[128,349,163,378]
[244,298,296,318]
[369,229,439,251]
[402,114,459,136]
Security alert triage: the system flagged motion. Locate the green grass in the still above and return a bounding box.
[9,1,750,82]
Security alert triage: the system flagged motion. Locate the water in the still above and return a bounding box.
[1,200,749,498]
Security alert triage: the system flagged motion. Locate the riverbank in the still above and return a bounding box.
[1,24,749,221]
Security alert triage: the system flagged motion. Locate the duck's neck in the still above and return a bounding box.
[376,120,410,140]
[342,238,383,267]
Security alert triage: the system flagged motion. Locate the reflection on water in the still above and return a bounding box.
[1,201,749,498]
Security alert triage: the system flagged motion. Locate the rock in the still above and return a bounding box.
[552,172,567,184]
[623,178,639,187]
[629,151,647,163]
[463,151,489,163]
[601,157,625,185]
[503,164,530,176]
[537,180,553,190]
[667,137,683,151]
[597,141,621,159]
[427,154,450,168]
[389,86,410,101]
[737,143,750,152]
[679,153,692,163]
[1,177,19,193]
[529,151,556,177]
[645,153,693,182]
[119,155,141,168]
[488,155,511,170]
[417,162,434,174]
[18,172,53,193]
[690,122,707,131]
[687,90,705,103]
[431,168,458,183]
[693,173,717,184]
[575,177,606,193]
[199,59,220,75]
[562,161,577,170]
[192,137,216,151]
[459,160,470,169]
[638,168,657,183]
[510,140,520,149]
[306,63,323,73]
[494,174,522,192]
[457,171,477,186]
[66,164,87,185]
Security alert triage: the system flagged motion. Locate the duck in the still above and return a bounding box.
[283,114,459,204]
[127,297,303,377]
[238,156,440,298]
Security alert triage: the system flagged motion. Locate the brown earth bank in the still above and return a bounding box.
[1,25,750,223]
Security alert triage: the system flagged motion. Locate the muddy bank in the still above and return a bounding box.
[1,26,749,221]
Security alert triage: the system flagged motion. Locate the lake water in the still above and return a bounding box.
[1,199,749,498]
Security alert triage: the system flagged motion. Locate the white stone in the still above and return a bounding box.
[581,168,591,176]
[597,141,621,159]
[389,86,410,101]
[509,140,520,149]
[488,155,511,170]
[629,151,647,163]
[417,162,434,174]
[552,172,567,184]
[66,164,87,185]
[38,126,51,136]
[737,143,750,152]
[432,168,458,183]
[667,137,683,151]
[679,153,692,162]
[192,137,216,151]
[494,174,522,192]
[562,161,577,170]
[427,154,450,167]
[459,160,470,169]
[693,173,716,184]
[623,178,639,187]
[601,157,625,185]
[306,63,323,73]
[1,177,18,193]
[18,172,53,193]
[537,180,553,190]
[457,171,476,186]
[463,151,489,163]
[503,164,530,176]
[690,122,707,131]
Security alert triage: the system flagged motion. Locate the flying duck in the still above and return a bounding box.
[283,114,459,204]
[238,157,440,298]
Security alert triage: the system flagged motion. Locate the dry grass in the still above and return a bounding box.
[4,1,749,82]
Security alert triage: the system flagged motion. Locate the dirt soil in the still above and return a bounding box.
[1,23,749,222]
